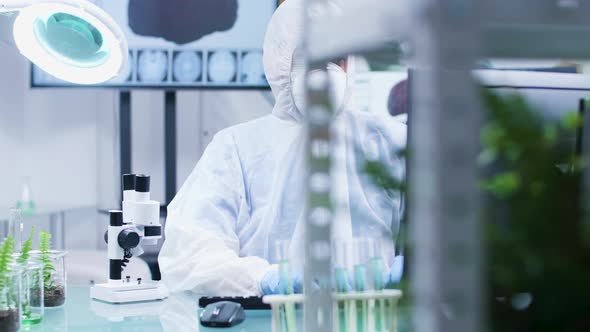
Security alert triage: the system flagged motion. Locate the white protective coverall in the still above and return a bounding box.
[158,0,406,296]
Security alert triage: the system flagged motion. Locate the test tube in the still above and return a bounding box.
[333,239,352,293]
[369,239,385,291]
[333,239,353,332]
[369,239,388,331]
[352,238,371,331]
[353,238,372,292]
[274,240,296,332]
[353,238,388,291]
[274,240,293,295]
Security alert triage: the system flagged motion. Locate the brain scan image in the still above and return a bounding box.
[137,50,168,83]
[240,51,266,85]
[128,0,238,45]
[207,50,237,83]
[173,51,202,83]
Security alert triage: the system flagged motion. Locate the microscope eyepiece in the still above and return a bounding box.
[109,210,123,226]
[135,175,150,193]
[123,174,137,191]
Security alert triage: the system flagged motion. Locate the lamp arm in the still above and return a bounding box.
[0,0,33,12]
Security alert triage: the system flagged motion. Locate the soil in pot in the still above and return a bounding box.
[31,285,66,307]
[0,308,20,332]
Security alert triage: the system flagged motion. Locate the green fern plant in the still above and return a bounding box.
[17,227,34,265]
[39,231,55,289]
[18,228,35,319]
[0,237,15,308]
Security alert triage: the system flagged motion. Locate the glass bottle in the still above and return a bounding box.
[16,177,35,217]
[31,251,67,308]
[0,269,22,332]
[20,261,44,324]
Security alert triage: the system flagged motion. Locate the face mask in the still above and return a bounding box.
[291,63,350,116]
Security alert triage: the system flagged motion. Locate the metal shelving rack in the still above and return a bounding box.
[301,0,590,331]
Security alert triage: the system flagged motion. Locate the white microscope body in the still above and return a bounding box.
[91,174,169,304]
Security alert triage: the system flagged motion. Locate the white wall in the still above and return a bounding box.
[0,40,115,210]
[0,33,119,249]
[0,39,26,208]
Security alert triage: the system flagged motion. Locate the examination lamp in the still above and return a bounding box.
[0,0,128,84]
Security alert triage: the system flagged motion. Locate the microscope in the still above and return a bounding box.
[91,174,169,303]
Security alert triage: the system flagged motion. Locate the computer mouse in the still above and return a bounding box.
[200,301,246,328]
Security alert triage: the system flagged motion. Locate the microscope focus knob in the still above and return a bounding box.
[118,229,140,249]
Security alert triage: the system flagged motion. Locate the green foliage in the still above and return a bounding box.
[18,228,37,317]
[0,237,14,275]
[0,238,18,311]
[480,91,590,332]
[562,111,584,131]
[0,237,15,291]
[479,171,521,198]
[364,158,406,194]
[364,91,590,331]
[17,226,35,265]
[363,91,590,331]
[39,231,55,289]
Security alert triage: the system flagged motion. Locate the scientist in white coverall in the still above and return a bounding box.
[159,0,406,296]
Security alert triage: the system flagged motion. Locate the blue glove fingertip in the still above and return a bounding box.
[389,255,404,284]
[261,270,280,295]
[293,271,306,294]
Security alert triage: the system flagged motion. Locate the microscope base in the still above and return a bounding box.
[91,298,165,321]
[91,281,169,304]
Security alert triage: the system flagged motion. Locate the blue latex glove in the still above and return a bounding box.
[388,255,404,284]
[293,274,303,293]
[261,270,303,295]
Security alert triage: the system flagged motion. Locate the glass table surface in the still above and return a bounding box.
[25,286,273,332]
[25,286,411,332]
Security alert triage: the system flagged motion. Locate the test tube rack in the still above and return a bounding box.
[263,289,402,332]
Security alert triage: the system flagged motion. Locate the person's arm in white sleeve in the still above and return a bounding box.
[159,130,274,296]
[384,116,407,284]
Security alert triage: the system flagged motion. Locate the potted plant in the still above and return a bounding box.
[0,237,21,332]
[31,231,66,308]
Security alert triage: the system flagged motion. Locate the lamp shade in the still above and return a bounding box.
[7,0,128,84]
